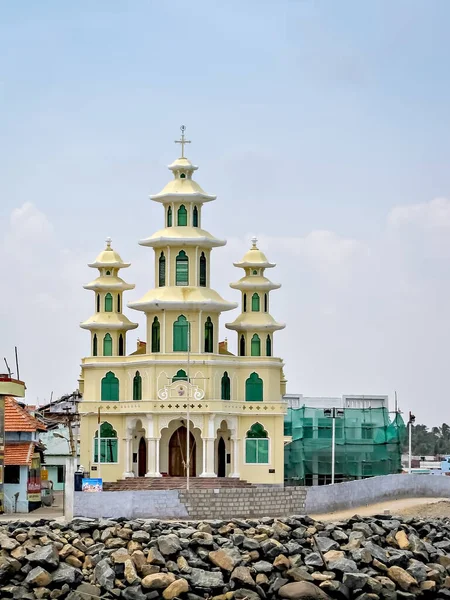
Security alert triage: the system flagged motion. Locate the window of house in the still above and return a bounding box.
[159,252,166,287]
[252,293,260,311]
[239,335,246,356]
[221,372,231,400]
[94,422,118,463]
[118,334,124,356]
[245,372,263,402]
[93,334,98,357]
[57,465,64,483]
[193,206,199,227]
[105,293,113,312]
[173,315,188,351]
[167,206,172,227]
[204,317,213,353]
[133,371,142,400]
[177,204,188,226]
[101,371,119,401]
[152,317,160,352]
[103,333,113,356]
[172,369,188,382]
[4,466,20,484]
[176,251,189,286]
[199,252,206,287]
[266,334,272,357]
[251,334,261,356]
[245,423,269,464]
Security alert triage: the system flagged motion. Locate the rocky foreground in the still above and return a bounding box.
[1,514,450,599]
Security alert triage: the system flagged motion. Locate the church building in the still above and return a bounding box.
[78,130,288,485]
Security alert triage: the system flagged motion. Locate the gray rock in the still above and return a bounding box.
[253,560,273,573]
[189,567,224,588]
[327,557,358,573]
[342,572,369,590]
[157,534,182,556]
[94,558,115,590]
[304,552,324,568]
[52,563,83,585]
[121,586,147,600]
[279,581,332,599]
[315,537,338,553]
[25,545,60,569]
[75,583,101,598]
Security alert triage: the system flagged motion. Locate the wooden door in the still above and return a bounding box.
[218,437,226,477]
[169,426,196,476]
[138,437,147,477]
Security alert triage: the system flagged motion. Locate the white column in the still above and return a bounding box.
[64,456,76,521]
[145,437,162,477]
[230,437,240,478]
[122,437,134,478]
[199,438,216,477]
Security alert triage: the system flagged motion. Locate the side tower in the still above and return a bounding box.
[226,237,285,358]
[80,238,138,357]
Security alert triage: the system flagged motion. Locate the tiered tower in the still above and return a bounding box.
[226,237,285,357]
[81,238,138,357]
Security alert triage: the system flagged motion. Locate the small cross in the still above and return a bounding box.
[251,236,258,248]
[105,237,112,248]
[175,125,191,158]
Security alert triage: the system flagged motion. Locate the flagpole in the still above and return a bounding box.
[97,407,101,479]
[186,321,191,492]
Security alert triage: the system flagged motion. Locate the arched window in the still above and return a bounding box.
[159,252,166,287]
[239,335,246,357]
[94,422,118,463]
[193,206,199,227]
[245,372,263,402]
[133,371,142,400]
[245,423,269,464]
[118,334,124,356]
[93,334,98,357]
[103,333,112,356]
[251,334,261,356]
[243,293,247,312]
[264,293,268,313]
[101,371,119,401]
[199,252,206,287]
[105,293,113,312]
[266,334,272,357]
[172,369,188,382]
[252,270,257,275]
[252,293,260,312]
[151,317,160,352]
[180,172,186,179]
[177,204,187,226]
[173,315,188,351]
[176,251,189,286]
[106,270,111,276]
[96,294,100,313]
[204,316,213,353]
[117,294,121,312]
[167,206,172,227]
[221,372,231,400]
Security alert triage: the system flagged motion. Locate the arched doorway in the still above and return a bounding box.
[169,426,196,477]
[138,437,147,477]
[218,437,226,477]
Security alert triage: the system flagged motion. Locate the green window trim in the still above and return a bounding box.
[101,371,119,401]
[245,423,269,464]
[266,334,272,357]
[252,293,260,311]
[177,204,187,226]
[159,252,166,287]
[133,371,142,400]
[105,293,113,313]
[193,206,199,227]
[245,372,263,402]
[176,251,189,286]
[251,334,261,357]
[172,369,188,382]
[94,422,118,463]
[204,316,213,353]
[118,334,124,356]
[239,335,246,357]
[173,315,189,351]
[151,317,160,352]
[103,333,112,357]
[167,206,172,227]
[93,334,98,357]
[221,372,231,400]
[199,252,206,287]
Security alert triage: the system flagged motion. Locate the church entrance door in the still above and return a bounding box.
[217,437,226,477]
[169,426,196,477]
[138,437,147,477]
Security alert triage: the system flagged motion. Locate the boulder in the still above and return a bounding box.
[279,581,332,599]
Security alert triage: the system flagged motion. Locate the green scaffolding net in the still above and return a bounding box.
[284,406,406,484]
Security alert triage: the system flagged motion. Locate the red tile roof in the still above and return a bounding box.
[4,397,46,432]
[4,442,35,466]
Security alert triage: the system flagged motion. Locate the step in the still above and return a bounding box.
[102,477,253,491]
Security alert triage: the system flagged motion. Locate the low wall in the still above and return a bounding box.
[304,474,450,514]
[74,487,307,520]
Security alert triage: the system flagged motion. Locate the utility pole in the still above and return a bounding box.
[324,407,344,485]
[408,411,416,474]
[186,321,191,492]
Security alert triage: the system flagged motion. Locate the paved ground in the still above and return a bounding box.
[0,491,64,522]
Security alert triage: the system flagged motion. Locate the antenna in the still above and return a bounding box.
[3,358,11,378]
[15,346,20,381]
[394,390,398,413]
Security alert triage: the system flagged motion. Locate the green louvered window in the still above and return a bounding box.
[93,334,98,357]
[172,369,188,382]
[105,293,113,312]
[167,206,172,227]
[199,252,206,287]
[266,334,272,357]
[159,252,166,287]
[133,371,142,400]
[94,422,118,463]
[176,251,189,286]
[239,335,246,356]
[101,371,119,401]
[173,315,188,351]
[245,372,263,402]
[252,293,260,312]
[251,334,261,356]
[193,206,199,227]
[245,423,269,464]
[221,372,231,400]
[96,294,100,312]
[152,317,160,352]
[204,316,213,353]
[103,333,112,356]
[177,204,187,226]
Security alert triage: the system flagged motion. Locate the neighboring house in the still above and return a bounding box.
[4,396,46,513]
[39,423,78,490]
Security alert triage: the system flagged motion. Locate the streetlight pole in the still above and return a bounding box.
[324,407,344,485]
[186,321,191,492]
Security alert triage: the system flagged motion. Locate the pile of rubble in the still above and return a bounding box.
[1,512,450,599]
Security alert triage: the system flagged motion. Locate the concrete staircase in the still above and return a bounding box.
[103,477,253,491]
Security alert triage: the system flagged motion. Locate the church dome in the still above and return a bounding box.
[88,238,130,269]
[233,237,275,269]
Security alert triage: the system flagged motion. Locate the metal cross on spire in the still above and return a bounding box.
[175,125,191,158]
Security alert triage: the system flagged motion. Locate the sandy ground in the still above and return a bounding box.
[311,497,450,521]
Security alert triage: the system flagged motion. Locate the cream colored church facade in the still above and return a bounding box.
[78,132,288,485]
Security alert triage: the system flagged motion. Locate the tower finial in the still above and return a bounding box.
[175,125,191,158]
[105,237,112,249]
[251,236,258,249]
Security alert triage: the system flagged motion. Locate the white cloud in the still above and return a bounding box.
[388,197,450,230]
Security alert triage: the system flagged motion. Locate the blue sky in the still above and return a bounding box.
[1,1,450,425]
